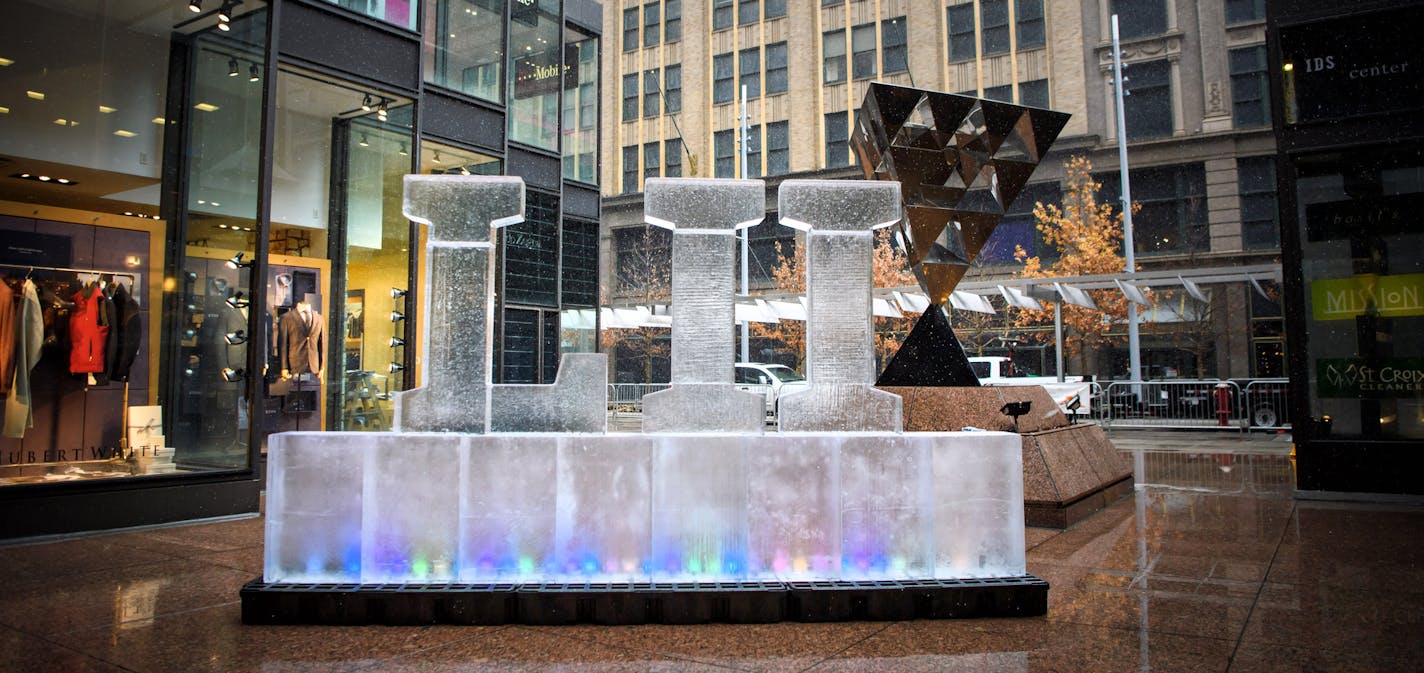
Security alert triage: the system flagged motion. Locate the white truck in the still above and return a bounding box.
[967,356,1094,418]
[734,362,810,417]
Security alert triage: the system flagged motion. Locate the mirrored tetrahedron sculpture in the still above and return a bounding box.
[641,178,767,433]
[852,82,1070,386]
[777,180,904,432]
[394,175,524,433]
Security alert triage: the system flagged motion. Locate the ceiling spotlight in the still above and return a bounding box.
[388,336,406,348]
[460,165,471,175]
[361,93,372,111]
[432,150,443,164]
[189,0,202,12]
[228,58,239,77]
[388,362,405,373]
[398,142,409,156]
[248,63,260,82]
[221,367,246,382]
[390,287,408,298]
[390,310,405,323]
[376,101,388,122]
[217,0,236,22]
[224,330,248,345]
[358,133,369,147]
[225,292,250,309]
[217,20,230,31]
[225,251,252,269]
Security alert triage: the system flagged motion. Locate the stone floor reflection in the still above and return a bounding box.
[1,433,1421,672]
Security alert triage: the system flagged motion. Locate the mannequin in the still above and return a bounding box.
[279,293,324,380]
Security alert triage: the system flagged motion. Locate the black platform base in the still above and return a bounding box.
[241,575,1048,625]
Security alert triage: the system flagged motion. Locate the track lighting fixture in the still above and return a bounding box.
[217,0,235,22]
[388,336,406,348]
[432,150,443,164]
[217,20,230,31]
[460,165,471,175]
[388,362,405,373]
[189,0,202,13]
[225,251,252,269]
[224,330,247,345]
[390,310,405,323]
[248,63,260,82]
[390,287,408,298]
[221,367,246,382]
[225,292,250,309]
[398,143,409,156]
[376,100,388,122]
[228,58,239,77]
[358,133,370,147]
[361,93,373,112]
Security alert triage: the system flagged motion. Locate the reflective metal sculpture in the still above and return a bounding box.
[852,83,1070,385]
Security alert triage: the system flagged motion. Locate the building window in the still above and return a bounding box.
[666,138,684,177]
[767,121,790,175]
[739,0,758,25]
[981,0,1009,55]
[745,124,762,178]
[1230,46,1269,128]
[714,0,733,30]
[562,218,600,308]
[425,0,505,103]
[664,65,682,113]
[715,129,736,178]
[666,0,682,41]
[823,30,846,83]
[1016,0,1045,49]
[947,4,976,62]
[984,84,1012,102]
[562,27,599,185]
[979,182,1063,263]
[623,145,639,193]
[851,23,876,79]
[1021,79,1049,108]
[1099,163,1209,256]
[503,190,561,307]
[714,52,735,103]
[623,7,638,51]
[1124,59,1172,140]
[1238,156,1278,249]
[825,111,849,167]
[508,0,560,149]
[740,47,761,99]
[1111,0,1167,39]
[882,18,907,74]
[643,69,661,117]
[644,2,660,47]
[622,73,638,122]
[1226,0,1265,24]
[644,142,661,180]
[766,0,786,19]
[766,42,788,94]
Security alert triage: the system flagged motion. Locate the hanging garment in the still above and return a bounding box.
[109,282,142,382]
[279,305,324,377]
[3,279,43,438]
[69,285,110,375]
[0,280,16,396]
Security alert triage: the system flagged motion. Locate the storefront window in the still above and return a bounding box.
[1295,149,1424,439]
[509,0,562,150]
[0,2,265,483]
[325,0,417,31]
[269,69,413,434]
[562,26,599,184]
[424,0,505,103]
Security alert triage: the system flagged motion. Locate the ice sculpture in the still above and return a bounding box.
[393,175,523,433]
[777,180,904,432]
[259,175,1031,605]
[640,178,767,433]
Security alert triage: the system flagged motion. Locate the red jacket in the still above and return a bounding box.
[69,286,110,374]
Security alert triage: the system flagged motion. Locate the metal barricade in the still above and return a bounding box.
[607,383,670,414]
[1242,378,1291,430]
[1098,380,1245,431]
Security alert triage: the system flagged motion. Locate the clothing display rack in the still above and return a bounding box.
[1,263,141,455]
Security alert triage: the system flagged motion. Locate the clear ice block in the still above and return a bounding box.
[746,434,841,580]
[490,353,609,433]
[776,180,904,432]
[459,436,557,582]
[362,434,462,583]
[933,433,1026,578]
[264,432,364,583]
[553,436,652,581]
[840,435,934,579]
[650,435,749,580]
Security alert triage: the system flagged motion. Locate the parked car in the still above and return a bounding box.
[967,356,1094,417]
[734,363,809,417]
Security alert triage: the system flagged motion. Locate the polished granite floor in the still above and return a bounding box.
[1,442,1421,672]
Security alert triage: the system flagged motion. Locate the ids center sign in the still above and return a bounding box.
[1318,358,1424,399]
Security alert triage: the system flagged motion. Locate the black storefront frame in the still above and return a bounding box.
[1267,0,1424,496]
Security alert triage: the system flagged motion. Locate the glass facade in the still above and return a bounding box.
[0,0,600,535]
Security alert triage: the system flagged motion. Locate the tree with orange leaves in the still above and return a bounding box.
[1012,156,1139,372]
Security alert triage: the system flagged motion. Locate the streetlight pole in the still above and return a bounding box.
[739,84,751,363]
[1111,14,1141,386]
